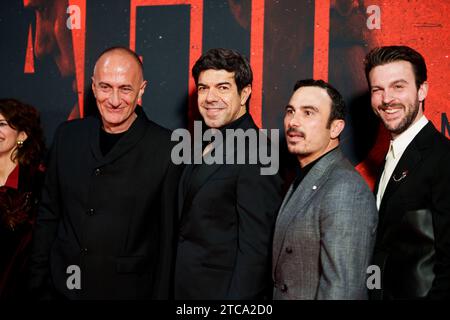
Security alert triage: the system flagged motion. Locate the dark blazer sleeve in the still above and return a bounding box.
[228,164,283,299]
[152,160,184,300]
[29,123,65,299]
[428,147,450,299]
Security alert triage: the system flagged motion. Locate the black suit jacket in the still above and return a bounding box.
[373,122,450,299]
[174,113,283,300]
[29,109,182,299]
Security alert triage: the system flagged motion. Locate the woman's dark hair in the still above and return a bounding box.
[0,99,46,167]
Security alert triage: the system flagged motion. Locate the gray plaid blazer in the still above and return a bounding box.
[272,148,378,300]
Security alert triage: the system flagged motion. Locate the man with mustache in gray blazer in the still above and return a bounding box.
[272,79,378,300]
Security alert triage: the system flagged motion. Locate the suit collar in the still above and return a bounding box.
[89,109,149,165]
[216,112,252,132]
[390,116,428,160]
[379,122,436,211]
[178,113,257,221]
[281,147,343,209]
[273,147,344,267]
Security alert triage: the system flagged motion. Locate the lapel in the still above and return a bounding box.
[89,109,148,166]
[273,148,344,267]
[177,165,191,219]
[178,114,257,222]
[379,122,435,215]
[178,162,222,221]
[373,158,386,197]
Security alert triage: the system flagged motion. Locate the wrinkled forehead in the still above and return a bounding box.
[94,50,143,78]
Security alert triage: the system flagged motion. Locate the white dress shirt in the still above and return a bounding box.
[376,115,429,209]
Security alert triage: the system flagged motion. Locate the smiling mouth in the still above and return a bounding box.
[379,107,403,120]
[106,107,124,112]
[380,103,403,112]
[378,103,405,118]
[204,107,224,115]
[384,109,399,114]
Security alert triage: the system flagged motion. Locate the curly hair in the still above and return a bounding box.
[0,99,46,167]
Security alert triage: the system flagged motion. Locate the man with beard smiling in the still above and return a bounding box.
[365,46,450,299]
[272,79,377,299]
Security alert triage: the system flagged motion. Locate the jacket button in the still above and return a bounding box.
[87,208,95,215]
[179,236,185,243]
[94,168,102,175]
[280,284,288,292]
[81,248,88,255]
[285,247,293,254]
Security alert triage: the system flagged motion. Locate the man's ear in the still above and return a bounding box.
[137,80,147,106]
[330,119,345,139]
[418,81,428,103]
[240,85,252,106]
[91,76,97,98]
[138,80,148,100]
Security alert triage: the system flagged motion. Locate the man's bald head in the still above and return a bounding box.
[91,46,147,133]
[93,46,144,80]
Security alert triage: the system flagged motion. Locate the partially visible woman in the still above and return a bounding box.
[0,99,46,299]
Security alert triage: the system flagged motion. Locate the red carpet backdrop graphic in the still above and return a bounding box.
[0,0,449,188]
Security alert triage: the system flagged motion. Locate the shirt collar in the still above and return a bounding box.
[390,115,428,160]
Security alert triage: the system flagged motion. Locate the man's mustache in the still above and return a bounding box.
[286,127,305,137]
[380,102,404,110]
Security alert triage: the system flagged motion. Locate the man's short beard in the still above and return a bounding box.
[384,98,420,136]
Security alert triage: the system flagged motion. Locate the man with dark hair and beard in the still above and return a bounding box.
[365,45,450,299]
